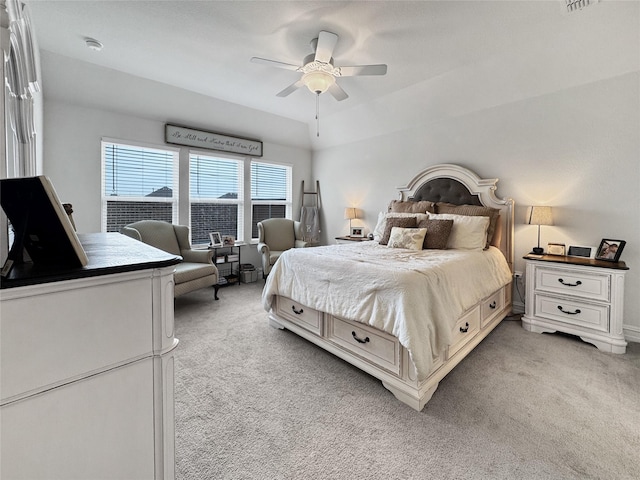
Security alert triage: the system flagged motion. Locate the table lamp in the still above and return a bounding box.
[527,206,553,254]
[344,207,357,234]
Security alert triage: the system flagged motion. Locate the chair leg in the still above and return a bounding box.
[214,285,219,300]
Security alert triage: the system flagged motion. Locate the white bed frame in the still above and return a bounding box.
[268,164,514,411]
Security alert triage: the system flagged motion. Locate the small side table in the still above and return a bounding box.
[522,254,629,353]
[335,236,370,244]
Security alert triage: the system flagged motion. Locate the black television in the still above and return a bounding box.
[1,176,88,277]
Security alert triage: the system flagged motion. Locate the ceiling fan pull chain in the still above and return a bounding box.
[316,92,320,137]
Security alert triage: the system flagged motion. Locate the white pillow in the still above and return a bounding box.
[372,212,430,242]
[387,227,427,250]
[428,213,489,250]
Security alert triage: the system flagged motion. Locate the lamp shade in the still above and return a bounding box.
[527,206,553,226]
[302,71,335,94]
[344,207,357,220]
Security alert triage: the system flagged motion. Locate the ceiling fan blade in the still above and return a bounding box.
[328,82,349,102]
[314,31,338,63]
[338,64,388,76]
[276,80,305,97]
[250,57,301,71]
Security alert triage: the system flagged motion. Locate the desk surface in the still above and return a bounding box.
[1,232,181,289]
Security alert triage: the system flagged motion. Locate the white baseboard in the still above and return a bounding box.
[623,324,640,344]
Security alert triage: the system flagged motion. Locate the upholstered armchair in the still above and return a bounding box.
[121,220,219,299]
[257,218,314,278]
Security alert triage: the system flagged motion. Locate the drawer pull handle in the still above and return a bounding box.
[489,301,497,309]
[291,305,304,315]
[558,278,582,287]
[460,322,470,333]
[351,331,370,344]
[557,305,581,315]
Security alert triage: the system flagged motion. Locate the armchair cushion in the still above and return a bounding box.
[257,218,314,277]
[121,220,218,299]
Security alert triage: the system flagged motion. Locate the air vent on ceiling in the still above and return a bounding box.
[565,0,599,13]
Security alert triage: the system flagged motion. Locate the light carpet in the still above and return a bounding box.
[174,283,640,480]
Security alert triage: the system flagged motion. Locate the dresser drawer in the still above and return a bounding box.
[535,267,610,302]
[481,288,504,327]
[327,316,400,376]
[534,294,609,333]
[448,307,480,358]
[275,297,323,335]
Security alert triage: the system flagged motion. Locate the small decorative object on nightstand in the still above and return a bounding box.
[521,253,629,353]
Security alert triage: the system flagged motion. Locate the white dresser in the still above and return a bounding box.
[0,233,180,480]
[522,254,628,353]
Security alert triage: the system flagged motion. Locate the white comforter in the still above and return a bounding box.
[262,242,512,381]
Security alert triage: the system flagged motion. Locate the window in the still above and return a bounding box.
[190,153,244,245]
[251,161,292,239]
[102,141,178,232]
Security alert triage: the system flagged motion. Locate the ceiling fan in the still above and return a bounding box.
[250,30,387,102]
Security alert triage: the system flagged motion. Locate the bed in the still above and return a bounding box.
[262,164,514,411]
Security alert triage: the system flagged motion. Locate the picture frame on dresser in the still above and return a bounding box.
[595,239,626,262]
[567,245,595,258]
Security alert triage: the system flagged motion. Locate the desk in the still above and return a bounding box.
[1,233,180,479]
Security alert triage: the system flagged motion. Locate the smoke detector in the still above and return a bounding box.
[85,38,103,51]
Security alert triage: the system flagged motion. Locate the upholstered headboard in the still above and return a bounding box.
[395,164,514,271]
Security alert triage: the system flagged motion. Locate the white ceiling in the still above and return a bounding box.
[25,0,640,148]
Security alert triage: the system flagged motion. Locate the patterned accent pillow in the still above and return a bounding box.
[416,218,454,249]
[387,227,427,250]
[379,216,417,245]
[388,200,436,214]
[435,203,500,250]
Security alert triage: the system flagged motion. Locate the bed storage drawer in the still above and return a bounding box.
[448,307,480,359]
[534,294,609,333]
[327,316,401,376]
[535,267,610,302]
[481,288,505,327]
[275,297,323,335]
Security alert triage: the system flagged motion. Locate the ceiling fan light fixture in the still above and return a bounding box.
[301,70,335,94]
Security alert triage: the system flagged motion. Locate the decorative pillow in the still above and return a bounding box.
[387,227,427,250]
[388,200,435,214]
[372,212,387,242]
[416,218,454,249]
[428,213,490,250]
[435,203,500,250]
[379,216,417,245]
[373,213,429,242]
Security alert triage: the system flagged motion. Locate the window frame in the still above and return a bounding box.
[189,150,245,246]
[250,160,293,241]
[101,138,180,232]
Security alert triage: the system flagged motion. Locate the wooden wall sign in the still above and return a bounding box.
[165,124,263,157]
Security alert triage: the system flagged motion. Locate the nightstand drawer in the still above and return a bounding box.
[534,294,609,333]
[536,267,609,302]
[275,297,323,335]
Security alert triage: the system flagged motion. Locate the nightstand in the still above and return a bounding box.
[522,254,629,353]
[335,236,370,244]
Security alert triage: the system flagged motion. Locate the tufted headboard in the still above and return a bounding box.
[395,164,514,271]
